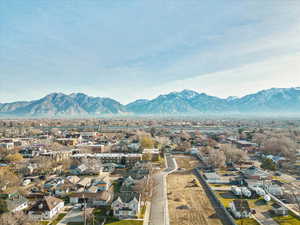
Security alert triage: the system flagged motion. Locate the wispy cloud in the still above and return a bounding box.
[150,53,300,99]
[1,0,300,103]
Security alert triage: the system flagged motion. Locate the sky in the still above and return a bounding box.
[1,0,300,104]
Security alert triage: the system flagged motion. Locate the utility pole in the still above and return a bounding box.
[83,184,87,225]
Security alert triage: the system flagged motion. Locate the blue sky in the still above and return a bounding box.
[1,0,300,103]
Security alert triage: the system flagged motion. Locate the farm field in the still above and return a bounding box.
[167,156,223,225]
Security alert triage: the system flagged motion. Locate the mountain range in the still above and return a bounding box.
[1,87,300,117]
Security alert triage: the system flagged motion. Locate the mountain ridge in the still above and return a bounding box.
[1,87,300,117]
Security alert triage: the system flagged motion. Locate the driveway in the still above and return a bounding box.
[254,211,279,225]
[58,207,84,225]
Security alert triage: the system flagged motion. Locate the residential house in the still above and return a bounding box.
[92,177,111,191]
[77,177,92,188]
[244,179,264,189]
[69,191,112,206]
[70,164,88,175]
[71,153,142,167]
[241,166,270,180]
[0,192,28,213]
[111,192,141,219]
[66,176,81,185]
[28,196,64,220]
[203,172,222,184]
[229,200,251,219]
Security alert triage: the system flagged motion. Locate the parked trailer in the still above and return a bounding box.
[241,187,251,198]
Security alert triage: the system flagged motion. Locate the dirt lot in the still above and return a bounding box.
[167,156,223,225]
[175,155,200,170]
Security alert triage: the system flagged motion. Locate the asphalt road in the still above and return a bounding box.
[149,154,177,225]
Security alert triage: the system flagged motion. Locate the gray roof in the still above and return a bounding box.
[116,192,140,203]
[204,172,221,180]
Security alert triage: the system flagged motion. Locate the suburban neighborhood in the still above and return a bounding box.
[0,119,300,225]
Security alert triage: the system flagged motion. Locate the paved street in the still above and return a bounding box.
[58,207,84,225]
[149,154,177,225]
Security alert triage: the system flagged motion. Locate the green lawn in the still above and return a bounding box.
[215,191,273,210]
[105,220,143,225]
[236,218,260,225]
[39,221,49,225]
[272,213,300,225]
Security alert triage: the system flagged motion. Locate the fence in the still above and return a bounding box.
[194,169,237,225]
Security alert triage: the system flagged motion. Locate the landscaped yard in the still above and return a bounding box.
[272,213,300,225]
[215,191,273,210]
[105,220,143,225]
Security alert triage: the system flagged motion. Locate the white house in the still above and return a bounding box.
[111,192,141,219]
[229,200,251,219]
[28,196,64,220]
[0,192,28,212]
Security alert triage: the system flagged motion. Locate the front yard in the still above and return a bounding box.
[215,191,273,210]
[272,212,300,225]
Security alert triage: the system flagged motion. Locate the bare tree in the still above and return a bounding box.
[207,149,226,168]
[0,211,38,225]
[0,167,20,191]
[263,136,297,159]
[221,144,248,163]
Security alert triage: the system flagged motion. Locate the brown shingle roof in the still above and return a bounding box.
[30,196,63,212]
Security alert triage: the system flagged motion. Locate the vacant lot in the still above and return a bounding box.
[167,156,222,225]
[175,155,200,170]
